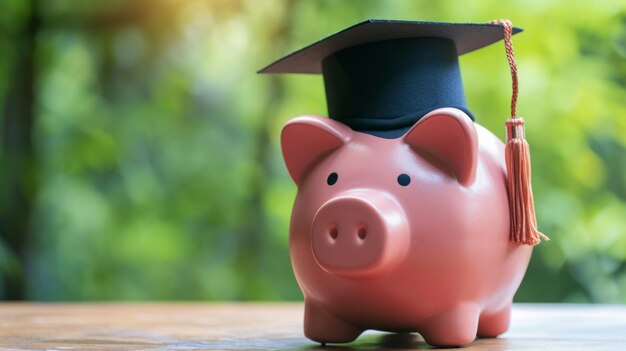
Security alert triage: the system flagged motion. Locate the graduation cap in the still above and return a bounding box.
[258,19,522,138]
[260,19,548,246]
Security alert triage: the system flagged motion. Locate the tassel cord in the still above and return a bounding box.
[490,19,549,245]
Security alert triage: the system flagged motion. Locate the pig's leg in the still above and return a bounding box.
[419,303,479,347]
[303,301,362,343]
[477,304,511,338]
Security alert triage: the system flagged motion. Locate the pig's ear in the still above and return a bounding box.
[281,116,351,185]
[404,108,478,186]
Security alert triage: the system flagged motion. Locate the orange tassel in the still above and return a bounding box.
[505,118,548,245]
[491,19,548,245]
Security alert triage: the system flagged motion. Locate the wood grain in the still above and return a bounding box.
[0,303,625,350]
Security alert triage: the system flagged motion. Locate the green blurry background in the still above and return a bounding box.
[1,0,625,302]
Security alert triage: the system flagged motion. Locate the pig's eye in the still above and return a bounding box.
[327,172,338,186]
[397,173,411,186]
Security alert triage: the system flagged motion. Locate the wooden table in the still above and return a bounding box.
[1,303,625,350]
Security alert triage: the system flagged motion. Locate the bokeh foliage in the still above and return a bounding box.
[0,0,625,302]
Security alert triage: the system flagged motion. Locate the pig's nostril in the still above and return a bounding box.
[329,225,338,240]
[357,226,367,240]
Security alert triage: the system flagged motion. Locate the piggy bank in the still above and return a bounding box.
[281,108,532,347]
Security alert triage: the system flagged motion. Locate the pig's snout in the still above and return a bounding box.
[311,190,409,279]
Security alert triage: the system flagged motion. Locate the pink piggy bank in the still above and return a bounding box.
[281,108,532,347]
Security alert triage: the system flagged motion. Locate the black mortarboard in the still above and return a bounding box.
[259,20,522,138]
